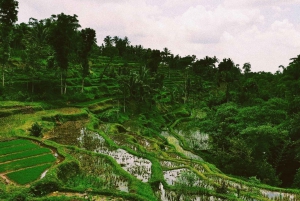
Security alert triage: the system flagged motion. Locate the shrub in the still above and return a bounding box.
[30,178,60,196]
[248,176,261,185]
[29,122,43,137]
[57,161,81,182]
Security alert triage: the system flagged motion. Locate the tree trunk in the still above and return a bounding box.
[64,81,67,94]
[123,87,126,113]
[81,77,85,93]
[100,64,109,82]
[184,70,188,104]
[117,100,119,119]
[2,64,4,87]
[226,83,230,102]
[31,76,34,93]
[60,72,63,95]
[64,68,67,94]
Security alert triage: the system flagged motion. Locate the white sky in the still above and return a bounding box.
[17,0,300,72]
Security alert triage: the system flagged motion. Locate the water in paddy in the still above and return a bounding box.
[49,120,88,146]
[176,129,209,151]
[161,131,202,161]
[78,128,152,182]
[50,123,298,200]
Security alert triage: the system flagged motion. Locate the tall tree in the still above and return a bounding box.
[11,22,28,53]
[102,35,118,61]
[242,62,251,74]
[48,13,80,94]
[78,28,96,92]
[218,58,241,102]
[0,0,18,87]
[147,49,161,73]
[104,35,113,47]
[192,56,218,79]
[162,47,170,63]
[22,18,55,93]
[162,47,171,77]
[117,36,130,57]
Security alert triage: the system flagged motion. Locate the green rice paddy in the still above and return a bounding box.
[0,139,29,148]
[0,153,56,173]
[0,148,51,163]
[0,143,39,155]
[6,163,52,185]
[0,139,57,185]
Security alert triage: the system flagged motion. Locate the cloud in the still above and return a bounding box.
[215,18,300,72]
[223,0,300,8]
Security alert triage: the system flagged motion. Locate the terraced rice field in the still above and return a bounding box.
[0,139,57,185]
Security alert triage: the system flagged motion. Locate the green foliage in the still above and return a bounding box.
[65,173,104,190]
[30,178,60,196]
[248,176,261,185]
[29,122,43,137]
[147,49,161,73]
[6,188,31,201]
[0,85,4,96]
[48,13,80,70]
[175,171,198,187]
[3,6,300,198]
[0,0,19,27]
[292,168,300,188]
[216,180,228,194]
[57,161,81,182]
[79,28,96,77]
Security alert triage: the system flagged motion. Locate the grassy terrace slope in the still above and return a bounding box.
[0,57,300,200]
[0,139,57,185]
[0,97,299,200]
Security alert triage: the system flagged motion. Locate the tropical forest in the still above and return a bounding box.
[1,0,300,200]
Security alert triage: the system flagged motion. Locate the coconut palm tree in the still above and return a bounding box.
[0,0,19,87]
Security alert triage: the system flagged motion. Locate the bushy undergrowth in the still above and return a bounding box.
[30,178,61,196]
[56,161,81,182]
[65,173,104,190]
[29,122,43,137]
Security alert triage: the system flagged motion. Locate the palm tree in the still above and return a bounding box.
[162,47,171,62]
[123,36,130,46]
[104,35,113,47]
[22,18,51,93]
[0,0,19,87]
[242,62,251,74]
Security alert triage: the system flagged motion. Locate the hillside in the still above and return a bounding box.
[1,3,300,199]
[1,56,300,200]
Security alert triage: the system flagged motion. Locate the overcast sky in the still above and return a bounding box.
[17,0,300,72]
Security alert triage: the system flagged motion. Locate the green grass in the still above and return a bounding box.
[0,148,51,163]
[65,173,104,189]
[0,101,45,108]
[6,163,52,185]
[0,142,39,155]
[0,154,56,173]
[0,139,29,148]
